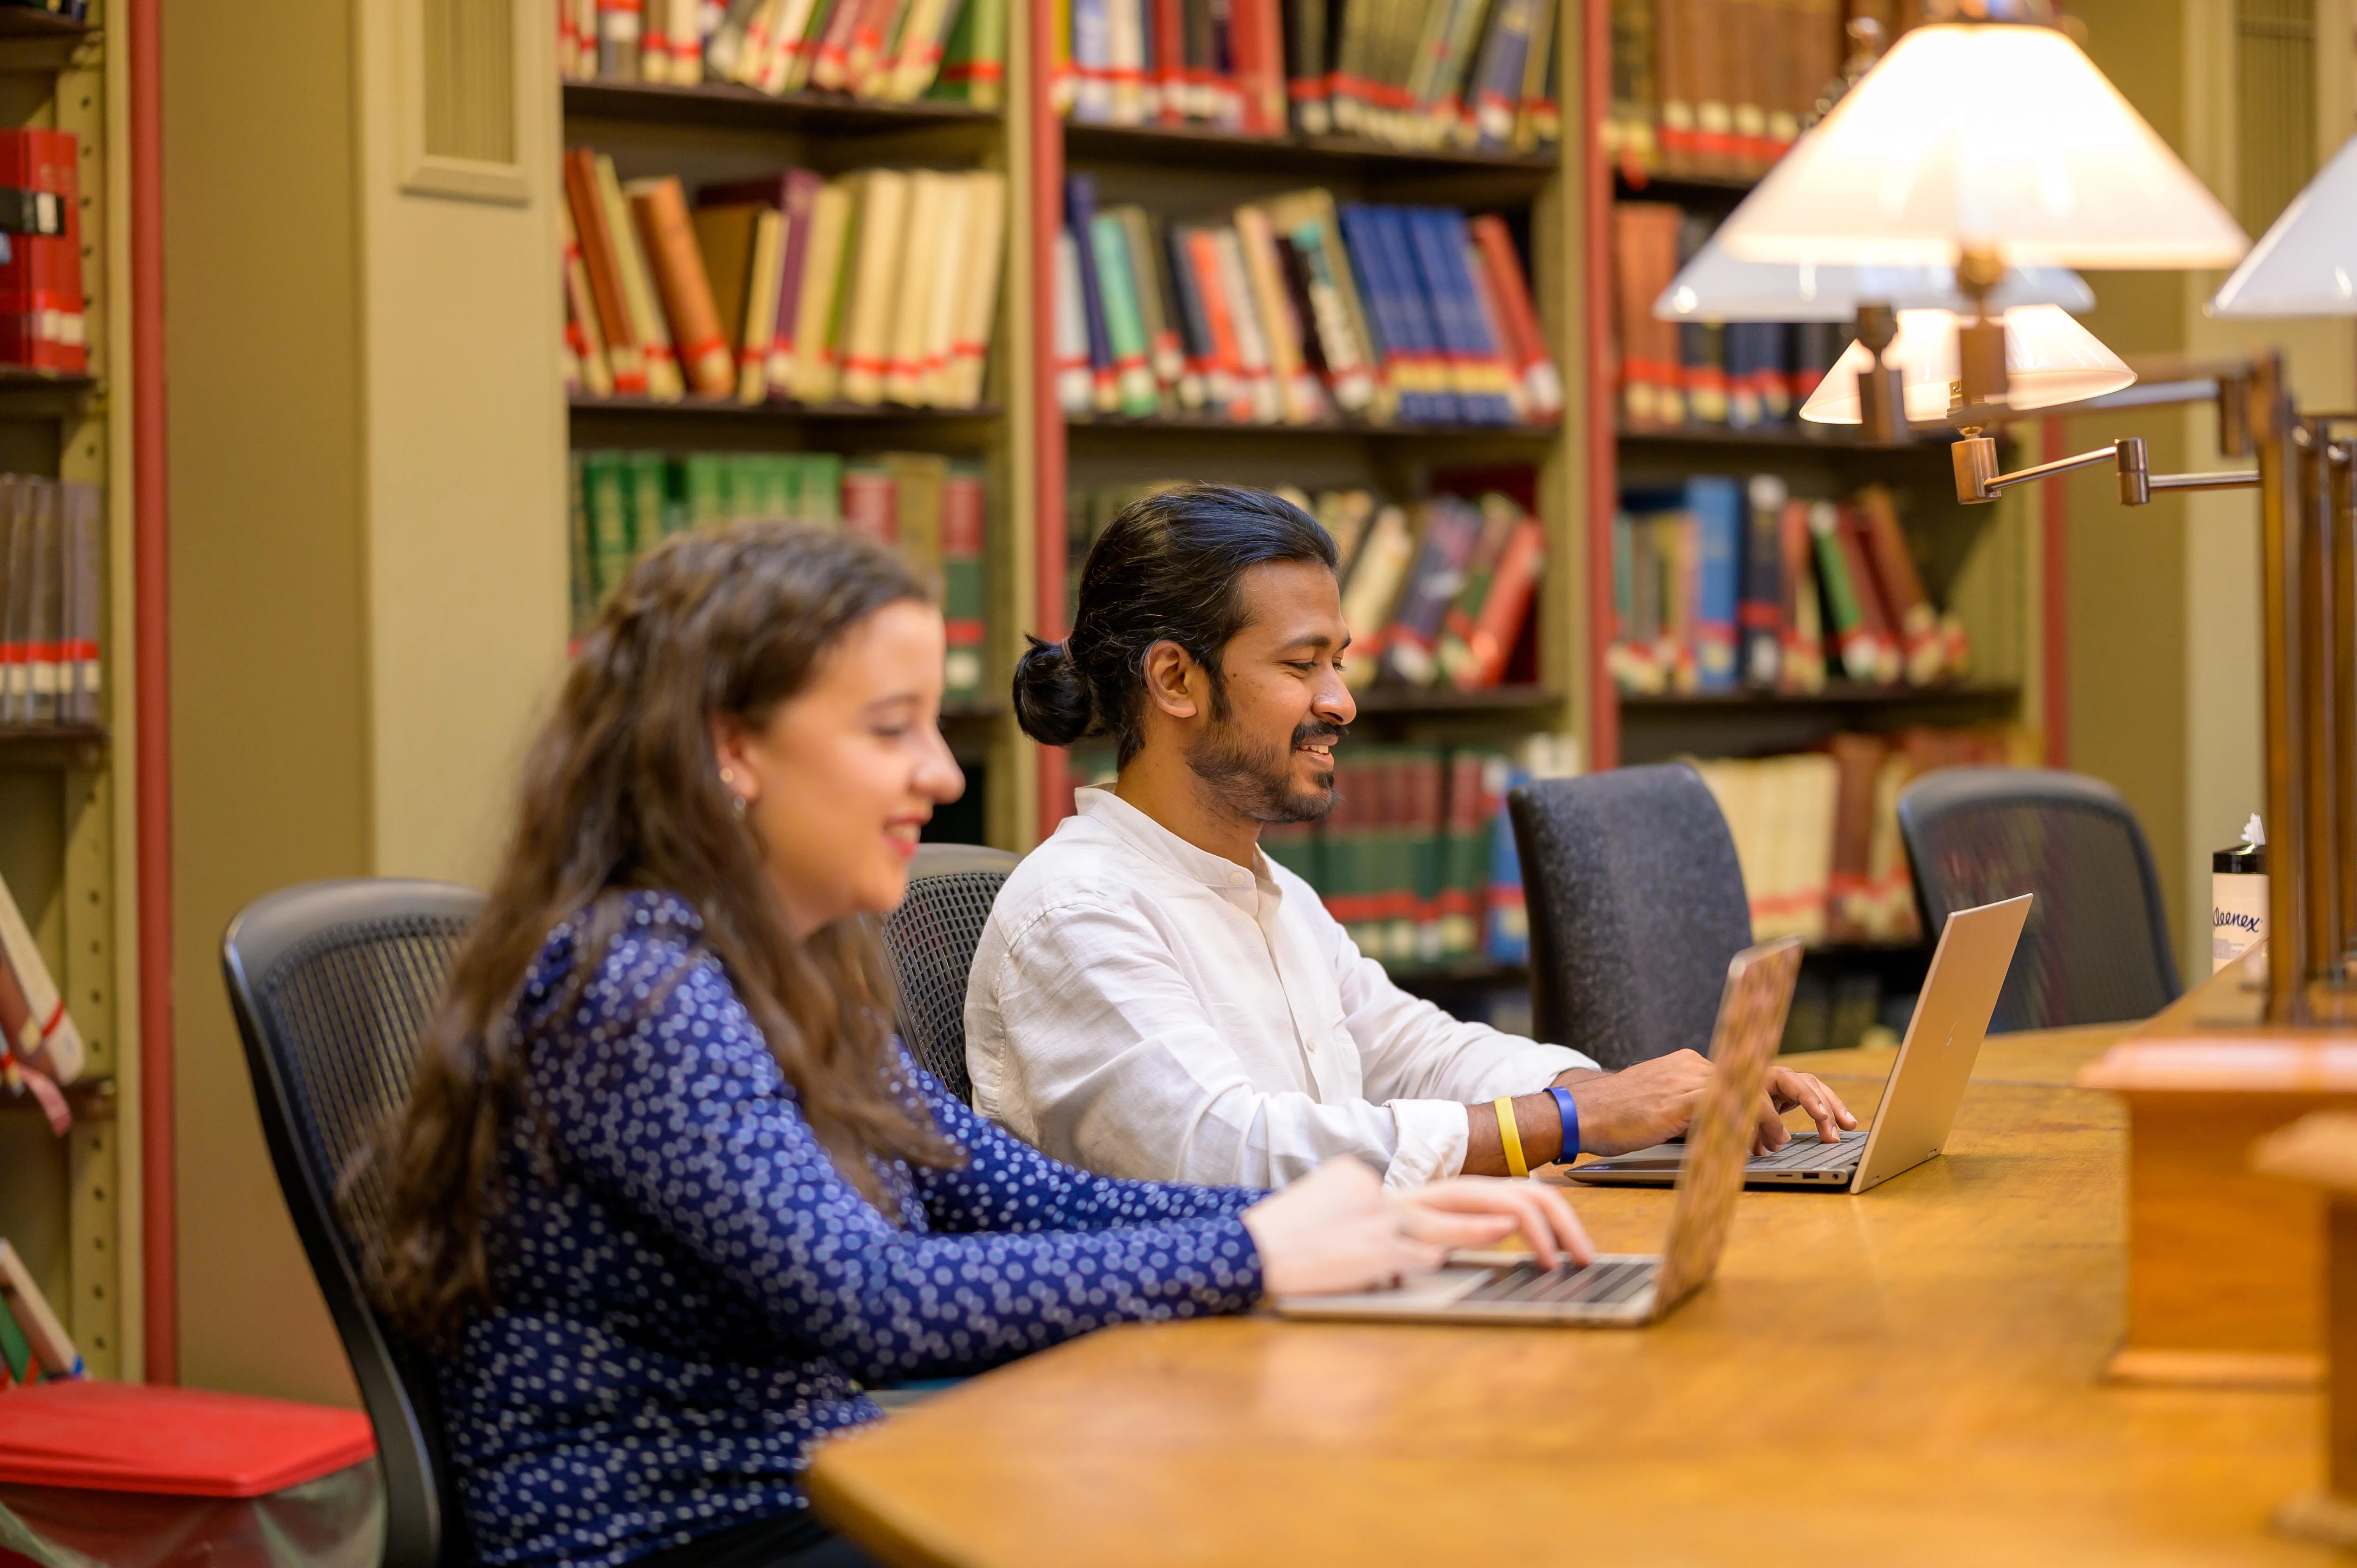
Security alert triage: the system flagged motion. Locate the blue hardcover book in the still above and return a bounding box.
[1337,202,1421,422]
[1414,207,1517,425]
[1486,759,1530,964]
[1065,173,1116,412]
[1687,475,1744,691]
[1163,222,1216,391]
[1372,207,1458,424]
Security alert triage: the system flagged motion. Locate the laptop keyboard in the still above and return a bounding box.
[1460,1259,1656,1307]
[1751,1128,1868,1171]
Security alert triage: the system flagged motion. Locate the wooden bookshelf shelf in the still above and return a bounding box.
[0,7,87,44]
[1351,683,1561,714]
[1611,166,1762,200]
[1068,411,1562,441]
[1064,119,1558,177]
[0,722,107,768]
[0,367,96,415]
[1615,423,1936,453]
[1618,682,2023,713]
[561,80,999,134]
[570,395,1000,424]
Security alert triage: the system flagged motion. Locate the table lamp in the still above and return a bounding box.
[1799,304,2134,424]
[1653,235,2103,436]
[2210,134,2357,317]
[1710,0,2246,417]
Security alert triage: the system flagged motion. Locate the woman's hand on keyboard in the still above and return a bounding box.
[1391,1176,1594,1270]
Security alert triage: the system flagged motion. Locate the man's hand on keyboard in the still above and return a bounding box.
[1549,1055,1859,1158]
[1754,1067,1857,1155]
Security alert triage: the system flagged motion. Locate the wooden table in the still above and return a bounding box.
[809,1027,2334,1566]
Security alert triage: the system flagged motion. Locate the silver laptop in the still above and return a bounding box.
[1271,938,1802,1328]
[1567,894,2032,1196]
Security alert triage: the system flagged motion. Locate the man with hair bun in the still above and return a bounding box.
[967,484,1853,1188]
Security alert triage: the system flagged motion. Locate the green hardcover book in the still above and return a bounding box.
[624,451,667,554]
[1260,820,1322,888]
[1806,500,1874,682]
[583,452,633,599]
[1088,212,1162,417]
[724,454,766,522]
[940,459,987,705]
[566,453,596,635]
[0,1292,34,1384]
[801,450,848,528]
[1407,747,1449,966]
[927,0,1004,106]
[799,452,845,529]
[885,451,949,572]
[682,452,730,530]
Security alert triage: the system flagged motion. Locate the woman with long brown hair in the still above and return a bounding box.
[355,523,1588,1568]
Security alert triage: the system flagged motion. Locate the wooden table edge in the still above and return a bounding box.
[809,1444,967,1568]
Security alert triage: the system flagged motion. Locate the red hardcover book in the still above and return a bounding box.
[1453,517,1544,690]
[0,132,81,374]
[841,461,898,546]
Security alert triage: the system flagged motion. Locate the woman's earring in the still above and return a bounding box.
[730,793,748,819]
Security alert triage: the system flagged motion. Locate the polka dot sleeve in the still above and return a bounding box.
[528,906,1267,1387]
[910,1074,1267,1235]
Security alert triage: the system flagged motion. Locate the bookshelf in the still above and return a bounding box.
[547,0,2051,1041]
[0,0,136,1384]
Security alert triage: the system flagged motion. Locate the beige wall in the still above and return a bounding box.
[165,0,565,1404]
[2062,0,2354,981]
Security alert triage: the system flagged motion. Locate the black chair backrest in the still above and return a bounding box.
[881,843,1019,1103]
[222,879,486,1568]
[1897,766,2179,1031]
[1508,764,1754,1069]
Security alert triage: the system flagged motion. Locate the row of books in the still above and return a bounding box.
[0,477,100,728]
[1053,0,1560,154]
[567,449,987,700]
[0,131,83,376]
[1057,181,1561,429]
[1073,478,1543,692]
[1611,202,1845,430]
[559,0,1006,106]
[564,150,1005,410]
[1691,722,2026,949]
[1611,477,1966,697]
[1603,0,1862,181]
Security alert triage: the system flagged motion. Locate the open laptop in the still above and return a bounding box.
[1271,937,1802,1328]
[1566,893,2032,1196]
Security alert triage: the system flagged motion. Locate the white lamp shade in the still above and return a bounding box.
[1653,236,2095,322]
[2209,134,2357,316]
[1715,23,2248,269]
[1799,305,2135,424]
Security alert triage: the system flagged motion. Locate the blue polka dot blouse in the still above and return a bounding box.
[434,891,1267,1567]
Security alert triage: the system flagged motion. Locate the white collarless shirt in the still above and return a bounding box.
[963,787,1593,1188]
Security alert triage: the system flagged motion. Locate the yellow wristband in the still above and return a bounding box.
[1493,1097,1528,1179]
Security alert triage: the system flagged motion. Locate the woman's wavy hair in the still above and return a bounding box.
[1011,484,1336,764]
[355,522,960,1347]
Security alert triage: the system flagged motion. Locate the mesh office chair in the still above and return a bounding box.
[1508,764,1754,1069]
[1896,767,2179,1032]
[880,843,1019,1104]
[223,879,486,1568]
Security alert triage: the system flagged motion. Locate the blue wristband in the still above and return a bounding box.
[1546,1085,1581,1163]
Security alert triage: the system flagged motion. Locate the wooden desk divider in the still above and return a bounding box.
[2079,945,2355,1388]
[2251,1111,2357,1547]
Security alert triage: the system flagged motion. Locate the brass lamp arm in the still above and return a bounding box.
[1952,433,2259,506]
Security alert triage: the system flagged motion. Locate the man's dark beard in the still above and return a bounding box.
[1186,713,1347,824]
